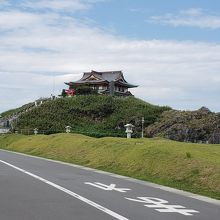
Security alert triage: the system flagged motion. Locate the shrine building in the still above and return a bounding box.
[65,70,138,96]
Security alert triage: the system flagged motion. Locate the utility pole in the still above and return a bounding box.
[51,72,55,98]
[141,117,144,138]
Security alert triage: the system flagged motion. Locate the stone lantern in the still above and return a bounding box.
[65,126,71,133]
[33,128,38,135]
[124,123,134,139]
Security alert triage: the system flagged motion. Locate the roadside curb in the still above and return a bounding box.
[1,148,220,206]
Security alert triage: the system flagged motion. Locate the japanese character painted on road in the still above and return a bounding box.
[125,197,199,216]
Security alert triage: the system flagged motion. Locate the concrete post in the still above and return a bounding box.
[141,117,144,138]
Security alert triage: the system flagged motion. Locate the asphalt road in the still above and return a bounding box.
[0,150,220,220]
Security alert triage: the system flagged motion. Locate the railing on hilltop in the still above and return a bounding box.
[1,96,59,130]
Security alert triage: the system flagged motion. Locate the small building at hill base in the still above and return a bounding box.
[65,70,138,96]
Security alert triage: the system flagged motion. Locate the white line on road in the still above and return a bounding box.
[1,149,220,206]
[0,159,129,220]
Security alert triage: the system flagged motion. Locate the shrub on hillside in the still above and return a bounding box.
[75,86,98,95]
[11,95,171,137]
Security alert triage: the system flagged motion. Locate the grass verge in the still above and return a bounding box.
[0,133,220,200]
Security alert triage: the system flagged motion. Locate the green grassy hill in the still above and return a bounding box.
[0,133,220,199]
[9,96,170,137]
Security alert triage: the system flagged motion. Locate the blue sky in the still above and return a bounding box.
[0,0,220,113]
[83,0,220,42]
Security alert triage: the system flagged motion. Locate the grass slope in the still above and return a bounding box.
[0,134,220,199]
[13,95,170,136]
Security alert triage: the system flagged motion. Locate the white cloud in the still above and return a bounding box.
[0,11,47,30]
[0,0,8,6]
[0,6,220,112]
[21,0,105,12]
[149,8,220,29]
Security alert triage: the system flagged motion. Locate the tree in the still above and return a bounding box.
[75,86,98,95]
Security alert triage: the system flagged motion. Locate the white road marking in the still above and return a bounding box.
[125,197,199,216]
[85,182,131,193]
[0,159,129,220]
[1,149,220,207]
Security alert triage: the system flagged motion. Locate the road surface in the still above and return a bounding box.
[0,149,219,220]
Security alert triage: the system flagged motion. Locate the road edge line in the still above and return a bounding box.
[0,158,129,220]
[1,149,220,206]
